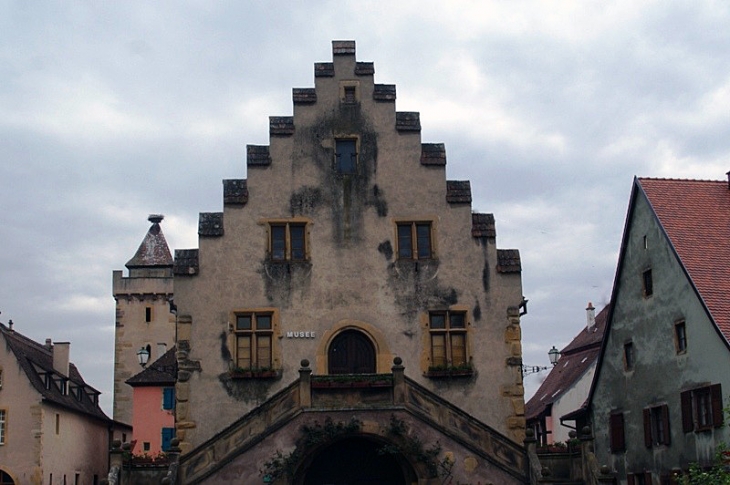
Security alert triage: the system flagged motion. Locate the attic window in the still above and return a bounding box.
[642,269,653,297]
[624,342,635,371]
[675,321,687,354]
[145,307,152,323]
[344,86,356,103]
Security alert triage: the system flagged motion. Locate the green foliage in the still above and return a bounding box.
[379,415,453,479]
[679,404,730,484]
[261,417,362,480]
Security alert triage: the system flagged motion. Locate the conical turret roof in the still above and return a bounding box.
[126,214,173,268]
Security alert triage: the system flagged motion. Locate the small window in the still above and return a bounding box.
[643,235,648,249]
[397,222,433,260]
[162,387,175,410]
[0,409,6,445]
[143,442,150,451]
[55,414,60,435]
[428,311,468,370]
[682,384,723,432]
[145,307,152,323]
[642,268,653,297]
[674,321,687,354]
[344,86,356,104]
[609,412,625,453]
[644,404,671,447]
[234,312,274,370]
[624,341,635,371]
[269,222,307,261]
[0,368,3,390]
[335,139,357,174]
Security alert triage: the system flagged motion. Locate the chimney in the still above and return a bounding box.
[45,338,53,349]
[8,319,13,332]
[53,341,70,377]
[157,343,167,359]
[586,302,596,332]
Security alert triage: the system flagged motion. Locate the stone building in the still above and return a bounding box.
[172,41,528,484]
[0,321,128,485]
[112,215,175,425]
[589,176,730,483]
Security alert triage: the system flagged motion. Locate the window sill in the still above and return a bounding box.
[229,369,281,380]
[425,368,474,378]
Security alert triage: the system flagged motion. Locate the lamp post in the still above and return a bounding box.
[521,346,560,376]
[137,346,150,368]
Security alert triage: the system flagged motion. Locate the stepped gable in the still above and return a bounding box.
[125,214,173,269]
[0,322,109,422]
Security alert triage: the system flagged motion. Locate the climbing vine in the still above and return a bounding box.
[261,417,362,481]
[378,415,454,480]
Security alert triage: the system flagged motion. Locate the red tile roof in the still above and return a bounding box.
[525,305,608,420]
[639,177,730,342]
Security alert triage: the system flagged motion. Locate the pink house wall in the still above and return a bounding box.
[131,386,174,455]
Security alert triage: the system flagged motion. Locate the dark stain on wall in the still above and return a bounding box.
[378,241,393,260]
[290,186,324,216]
[482,262,490,292]
[260,262,312,308]
[386,260,460,321]
[218,373,278,402]
[220,331,231,362]
[369,184,388,217]
[473,300,482,322]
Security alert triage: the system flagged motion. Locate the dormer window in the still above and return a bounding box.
[335,139,357,174]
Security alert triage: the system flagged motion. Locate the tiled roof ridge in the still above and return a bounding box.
[638,176,724,183]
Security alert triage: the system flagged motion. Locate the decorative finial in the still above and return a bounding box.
[148,214,164,224]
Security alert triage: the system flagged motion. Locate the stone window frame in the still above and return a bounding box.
[339,80,360,104]
[394,219,437,261]
[228,308,281,374]
[423,307,472,376]
[264,218,311,262]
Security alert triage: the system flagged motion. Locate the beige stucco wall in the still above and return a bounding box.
[112,270,174,425]
[0,334,110,485]
[174,45,524,451]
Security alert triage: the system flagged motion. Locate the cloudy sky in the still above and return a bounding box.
[2,1,729,415]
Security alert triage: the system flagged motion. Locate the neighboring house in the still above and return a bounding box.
[589,176,730,484]
[126,346,177,456]
[0,321,128,485]
[526,302,608,445]
[170,41,529,484]
[112,214,175,425]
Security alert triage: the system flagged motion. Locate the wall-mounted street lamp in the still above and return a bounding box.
[137,347,150,368]
[522,345,560,376]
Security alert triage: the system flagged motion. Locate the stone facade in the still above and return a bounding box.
[173,40,527,483]
[112,215,175,425]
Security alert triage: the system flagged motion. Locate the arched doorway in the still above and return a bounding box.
[0,470,15,485]
[302,437,413,485]
[328,329,376,374]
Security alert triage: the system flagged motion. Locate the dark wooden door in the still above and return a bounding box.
[328,330,376,374]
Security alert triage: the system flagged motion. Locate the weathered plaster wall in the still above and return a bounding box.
[592,190,730,480]
[550,362,597,443]
[174,44,524,451]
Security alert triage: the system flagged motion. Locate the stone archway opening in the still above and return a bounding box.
[301,436,415,485]
[0,470,15,485]
[328,329,376,374]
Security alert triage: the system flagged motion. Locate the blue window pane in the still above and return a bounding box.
[416,223,431,259]
[271,226,286,260]
[161,427,175,451]
[398,224,412,259]
[290,225,305,260]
